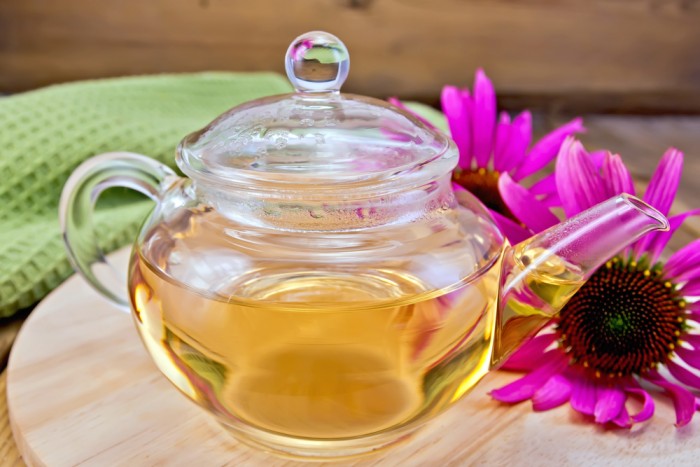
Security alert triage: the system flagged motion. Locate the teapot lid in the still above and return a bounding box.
[177,31,455,194]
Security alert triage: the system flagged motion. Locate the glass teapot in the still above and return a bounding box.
[59,32,668,459]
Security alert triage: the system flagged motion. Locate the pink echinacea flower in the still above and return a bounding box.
[492,138,700,428]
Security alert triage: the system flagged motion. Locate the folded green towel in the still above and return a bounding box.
[0,73,292,317]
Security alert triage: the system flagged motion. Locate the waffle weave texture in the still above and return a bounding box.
[0,72,292,317]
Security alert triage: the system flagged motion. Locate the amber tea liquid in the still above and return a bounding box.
[128,208,501,440]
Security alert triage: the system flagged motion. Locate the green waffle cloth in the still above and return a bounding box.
[0,72,294,317]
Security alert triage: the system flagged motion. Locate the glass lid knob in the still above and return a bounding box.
[285,31,350,93]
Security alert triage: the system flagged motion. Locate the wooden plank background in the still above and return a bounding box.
[2,0,700,113]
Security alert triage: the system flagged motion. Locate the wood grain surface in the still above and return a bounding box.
[6,242,700,467]
[0,320,24,466]
[0,374,23,467]
[2,0,700,113]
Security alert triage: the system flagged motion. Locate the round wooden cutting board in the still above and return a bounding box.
[7,248,700,466]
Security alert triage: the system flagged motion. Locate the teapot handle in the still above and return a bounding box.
[59,152,179,310]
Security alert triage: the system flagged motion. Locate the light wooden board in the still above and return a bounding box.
[2,0,700,113]
[6,248,700,466]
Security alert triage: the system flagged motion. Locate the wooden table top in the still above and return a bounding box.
[0,374,22,466]
[1,114,699,466]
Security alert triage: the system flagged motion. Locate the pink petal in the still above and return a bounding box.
[471,69,496,168]
[529,172,557,197]
[387,97,438,130]
[612,405,632,428]
[675,346,700,371]
[532,374,573,411]
[453,183,530,244]
[555,138,606,218]
[569,372,597,416]
[639,208,700,263]
[643,148,684,216]
[513,117,585,180]
[645,369,697,426]
[674,266,700,283]
[668,360,700,390]
[441,85,472,168]
[501,332,558,372]
[489,209,533,244]
[601,152,636,198]
[530,174,562,209]
[539,192,562,208]
[625,382,655,423]
[665,238,700,282]
[493,112,512,172]
[682,334,700,349]
[499,173,560,233]
[594,385,626,424]
[589,150,607,169]
[499,111,532,175]
[490,349,568,403]
[680,280,700,297]
[686,311,700,325]
[452,181,467,193]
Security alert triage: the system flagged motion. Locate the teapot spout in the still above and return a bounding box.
[491,194,669,369]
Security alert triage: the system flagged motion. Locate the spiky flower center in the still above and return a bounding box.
[557,257,686,378]
[452,168,517,221]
